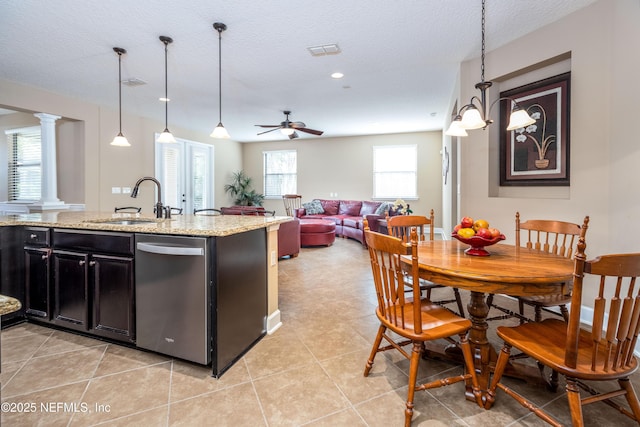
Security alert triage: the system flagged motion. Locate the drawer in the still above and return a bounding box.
[52,229,134,256]
[24,227,51,247]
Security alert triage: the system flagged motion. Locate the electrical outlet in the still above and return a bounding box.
[111,187,121,194]
[271,250,276,266]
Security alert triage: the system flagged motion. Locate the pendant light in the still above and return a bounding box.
[156,35,177,143]
[445,0,536,137]
[211,22,230,139]
[110,47,130,147]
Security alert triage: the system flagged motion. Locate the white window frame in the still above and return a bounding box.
[263,150,297,198]
[372,144,418,199]
[5,126,41,201]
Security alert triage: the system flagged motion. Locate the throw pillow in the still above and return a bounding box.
[374,202,392,216]
[302,199,324,215]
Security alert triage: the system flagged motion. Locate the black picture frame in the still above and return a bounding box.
[499,72,570,186]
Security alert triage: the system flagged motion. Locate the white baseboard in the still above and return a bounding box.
[266,309,282,335]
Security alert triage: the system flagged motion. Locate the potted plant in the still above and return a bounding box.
[224,171,264,206]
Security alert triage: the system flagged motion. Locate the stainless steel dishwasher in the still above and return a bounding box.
[135,234,210,364]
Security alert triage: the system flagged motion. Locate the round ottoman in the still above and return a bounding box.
[299,219,336,247]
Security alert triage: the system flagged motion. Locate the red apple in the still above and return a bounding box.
[476,228,492,239]
[453,224,462,233]
[460,216,474,229]
[488,227,501,239]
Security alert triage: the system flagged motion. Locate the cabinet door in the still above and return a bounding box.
[24,247,51,320]
[52,250,89,331]
[92,254,135,342]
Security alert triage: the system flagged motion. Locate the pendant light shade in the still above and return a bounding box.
[444,0,536,138]
[157,36,177,143]
[110,47,130,147]
[211,22,230,139]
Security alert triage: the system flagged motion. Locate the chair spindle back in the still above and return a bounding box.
[282,194,302,217]
[566,238,640,372]
[516,211,589,259]
[386,209,435,242]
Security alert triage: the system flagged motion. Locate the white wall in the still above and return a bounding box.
[241,132,444,224]
[0,79,243,212]
[452,0,640,303]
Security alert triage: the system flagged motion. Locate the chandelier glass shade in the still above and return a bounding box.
[445,0,535,137]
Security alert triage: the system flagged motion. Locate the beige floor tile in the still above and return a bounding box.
[93,406,169,427]
[2,346,106,397]
[1,330,51,365]
[303,408,367,426]
[243,333,315,379]
[169,358,250,402]
[168,382,265,427]
[299,323,372,361]
[94,344,170,377]
[69,362,172,425]
[33,330,107,357]
[253,363,349,426]
[0,381,88,427]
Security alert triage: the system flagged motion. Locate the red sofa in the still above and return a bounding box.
[295,199,388,246]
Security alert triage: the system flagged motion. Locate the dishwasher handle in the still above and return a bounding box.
[136,242,204,256]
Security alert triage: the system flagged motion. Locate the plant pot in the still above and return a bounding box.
[535,159,550,169]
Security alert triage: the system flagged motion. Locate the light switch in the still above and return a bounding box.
[122,187,131,194]
[111,187,121,194]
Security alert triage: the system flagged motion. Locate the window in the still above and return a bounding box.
[373,145,417,199]
[263,150,297,197]
[6,126,41,201]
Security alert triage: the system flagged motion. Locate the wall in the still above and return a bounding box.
[452,0,639,303]
[0,79,243,212]
[241,131,444,224]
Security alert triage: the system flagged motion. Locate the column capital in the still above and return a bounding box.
[34,113,61,122]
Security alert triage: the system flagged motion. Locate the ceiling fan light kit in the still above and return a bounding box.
[156,35,177,143]
[210,22,230,139]
[445,0,535,137]
[110,47,131,147]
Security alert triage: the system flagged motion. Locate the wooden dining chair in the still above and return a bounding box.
[363,224,482,426]
[487,212,589,323]
[282,194,302,216]
[386,210,466,317]
[485,238,640,426]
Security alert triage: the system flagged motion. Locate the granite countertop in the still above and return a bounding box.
[0,294,21,316]
[0,211,292,237]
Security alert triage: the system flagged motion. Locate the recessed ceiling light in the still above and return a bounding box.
[331,72,344,79]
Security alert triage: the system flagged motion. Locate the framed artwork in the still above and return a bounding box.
[499,72,570,186]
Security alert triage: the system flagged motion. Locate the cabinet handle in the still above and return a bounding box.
[41,254,48,260]
[30,234,37,239]
[79,260,85,266]
[89,261,96,266]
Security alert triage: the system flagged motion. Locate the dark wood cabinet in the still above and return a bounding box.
[24,246,52,321]
[1,226,25,326]
[52,230,135,343]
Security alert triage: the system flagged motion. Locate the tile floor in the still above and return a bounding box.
[2,237,639,426]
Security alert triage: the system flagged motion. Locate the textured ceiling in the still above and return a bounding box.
[0,0,596,142]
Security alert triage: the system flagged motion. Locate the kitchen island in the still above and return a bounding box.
[0,211,290,377]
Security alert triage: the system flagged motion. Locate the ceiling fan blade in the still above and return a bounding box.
[296,127,324,136]
[289,121,306,129]
[255,124,280,128]
[288,131,299,140]
[257,127,282,135]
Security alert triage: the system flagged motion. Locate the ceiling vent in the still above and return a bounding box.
[307,43,341,56]
[121,78,147,87]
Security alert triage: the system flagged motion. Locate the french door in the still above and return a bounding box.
[155,136,214,214]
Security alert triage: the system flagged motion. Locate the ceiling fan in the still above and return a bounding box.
[255,110,324,139]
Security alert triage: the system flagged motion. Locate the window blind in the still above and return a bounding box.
[373,145,417,199]
[7,127,42,201]
[264,150,297,197]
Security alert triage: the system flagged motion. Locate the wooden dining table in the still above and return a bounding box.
[402,239,574,399]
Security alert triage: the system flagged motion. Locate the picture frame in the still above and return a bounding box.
[499,72,570,186]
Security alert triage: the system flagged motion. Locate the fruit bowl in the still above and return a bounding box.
[451,233,506,256]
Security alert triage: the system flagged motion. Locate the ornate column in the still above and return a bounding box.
[34,113,62,205]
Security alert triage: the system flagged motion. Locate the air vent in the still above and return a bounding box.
[121,78,147,87]
[307,43,341,56]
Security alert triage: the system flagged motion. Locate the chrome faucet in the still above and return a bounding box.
[131,176,165,218]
